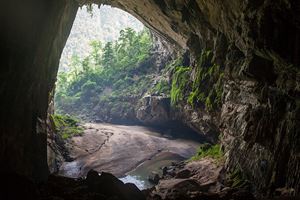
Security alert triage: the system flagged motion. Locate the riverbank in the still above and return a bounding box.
[58,123,203,188]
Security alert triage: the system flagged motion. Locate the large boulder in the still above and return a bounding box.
[136,95,171,126]
[86,170,145,200]
[148,171,160,184]
[148,158,225,199]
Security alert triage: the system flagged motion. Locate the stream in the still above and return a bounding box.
[58,123,203,190]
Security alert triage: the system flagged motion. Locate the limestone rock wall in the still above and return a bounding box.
[136,95,171,126]
[82,0,300,194]
[0,0,78,181]
[0,0,299,195]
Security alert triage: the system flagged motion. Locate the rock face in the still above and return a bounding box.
[174,104,219,143]
[46,99,65,174]
[0,170,146,200]
[147,159,230,200]
[1,0,299,197]
[136,95,171,126]
[85,170,145,200]
[81,0,300,195]
[0,0,78,181]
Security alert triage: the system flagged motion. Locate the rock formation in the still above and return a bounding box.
[136,95,171,126]
[0,0,299,197]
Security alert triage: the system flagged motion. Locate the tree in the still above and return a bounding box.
[69,54,82,80]
[90,40,102,66]
[102,42,115,68]
[55,27,153,118]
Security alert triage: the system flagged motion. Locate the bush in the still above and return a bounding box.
[50,114,84,139]
[81,80,97,100]
[190,143,223,161]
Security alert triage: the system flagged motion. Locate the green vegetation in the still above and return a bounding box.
[151,79,170,96]
[55,28,153,118]
[187,50,224,111]
[148,56,185,98]
[190,143,223,161]
[170,66,191,106]
[56,30,223,120]
[166,50,224,111]
[50,114,84,139]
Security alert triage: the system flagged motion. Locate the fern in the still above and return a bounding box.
[170,66,191,106]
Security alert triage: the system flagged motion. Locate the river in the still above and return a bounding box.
[58,123,203,189]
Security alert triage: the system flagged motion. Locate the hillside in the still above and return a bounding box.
[59,5,144,71]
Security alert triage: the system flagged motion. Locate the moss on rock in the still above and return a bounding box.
[190,143,223,161]
[170,66,191,106]
[50,114,84,139]
[187,50,224,111]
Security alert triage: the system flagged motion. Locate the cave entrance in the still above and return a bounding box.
[50,4,204,190]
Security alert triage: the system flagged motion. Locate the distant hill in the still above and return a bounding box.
[59,5,144,71]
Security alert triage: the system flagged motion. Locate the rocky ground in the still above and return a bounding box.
[57,123,201,178]
[3,159,298,200]
[46,123,299,200]
[147,159,225,199]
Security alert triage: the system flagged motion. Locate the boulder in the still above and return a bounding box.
[148,158,225,199]
[136,95,171,126]
[175,169,191,179]
[148,171,160,184]
[150,179,202,200]
[86,170,145,200]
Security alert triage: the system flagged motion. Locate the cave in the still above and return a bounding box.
[0,0,299,199]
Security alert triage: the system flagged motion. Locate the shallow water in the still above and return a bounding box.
[120,152,185,189]
[120,175,147,190]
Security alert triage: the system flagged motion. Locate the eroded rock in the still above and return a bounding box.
[148,158,225,199]
[1,0,300,197]
[148,171,160,184]
[136,95,171,126]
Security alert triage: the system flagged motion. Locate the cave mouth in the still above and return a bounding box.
[50,4,206,190]
[3,0,298,198]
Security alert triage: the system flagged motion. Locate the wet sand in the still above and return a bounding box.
[58,123,201,180]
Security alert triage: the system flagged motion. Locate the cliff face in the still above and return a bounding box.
[93,0,300,194]
[0,0,78,181]
[0,0,299,196]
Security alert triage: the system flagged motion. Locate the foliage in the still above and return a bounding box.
[55,28,153,118]
[166,50,223,111]
[187,50,224,111]
[151,79,170,95]
[170,66,191,106]
[164,57,183,73]
[190,143,223,161]
[50,114,84,139]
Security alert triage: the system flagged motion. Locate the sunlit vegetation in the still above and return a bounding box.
[50,114,84,139]
[55,28,153,118]
[150,79,170,96]
[189,143,223,161]
[149,56,183,97]
[56,26,223,121]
